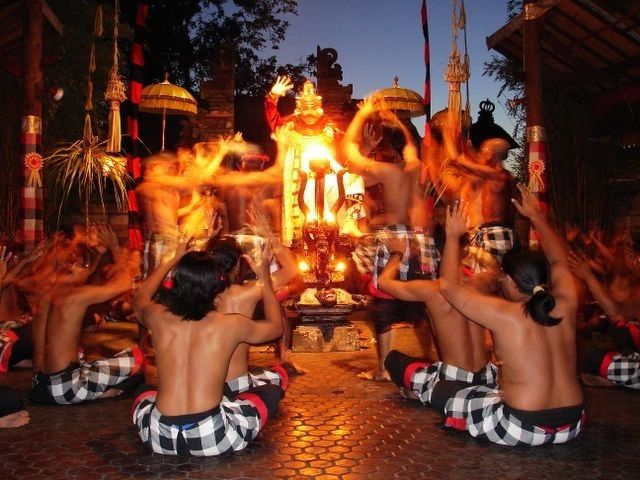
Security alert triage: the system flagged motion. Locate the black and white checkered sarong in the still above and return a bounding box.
[408,361,498,405]
[600,351,640,389]
[443,385,585,446]
[30,347,144,404]
[225,366,287,398]
[132,387,279,456]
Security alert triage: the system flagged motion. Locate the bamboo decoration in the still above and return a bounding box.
[105,0,126,153]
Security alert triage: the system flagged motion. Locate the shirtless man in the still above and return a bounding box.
[387,187,584,446]
[28,225,144,405]
[378,235,498,395]
[343,97,440,381]
[131,239,285,456]
[442,111,516,267]
[0,251,29,428]
[569,240,640,389]
[208,231,300,393]
[135,153,186,279]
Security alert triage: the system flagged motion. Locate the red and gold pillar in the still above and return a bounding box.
[20,0,44,249]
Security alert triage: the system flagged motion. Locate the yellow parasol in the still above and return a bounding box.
[373,77,425,119]
[139,73,198,150]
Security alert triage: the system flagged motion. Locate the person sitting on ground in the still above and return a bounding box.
[385,186,585,446]
[378,234,498,398]
[207,229,299,397]
[28,225,144,405]
[0,252,30,428]
[569,237,640,389]
[131,237,285,456]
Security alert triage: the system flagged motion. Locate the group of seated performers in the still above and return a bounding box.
[0,80,638,454]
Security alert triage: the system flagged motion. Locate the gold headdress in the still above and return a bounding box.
[295,80,324,116]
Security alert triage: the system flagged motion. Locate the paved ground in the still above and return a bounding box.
[1,313,639,480]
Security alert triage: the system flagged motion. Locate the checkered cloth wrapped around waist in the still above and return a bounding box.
[443,385,585,446]
[133,392,262,456]
[352,225,440,283]
[29,347,144,404]
[600,351,640,389]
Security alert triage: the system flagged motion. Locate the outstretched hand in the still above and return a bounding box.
[568,251,592,279]
[247,207,273,239]
[362,122,382,156]
[511,183,543,221]
[0,245,11,281]
[445,200,470,238]
[175,231,193,257]
[243,238,273,282]
[96,224,119,252]
[271,76,293,98]
[383,235,407,256]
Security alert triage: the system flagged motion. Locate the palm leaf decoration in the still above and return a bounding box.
[45,114,130,222]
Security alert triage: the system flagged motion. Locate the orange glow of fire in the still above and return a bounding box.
[298,260,311,272]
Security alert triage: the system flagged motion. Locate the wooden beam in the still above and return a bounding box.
[42,0,62,37]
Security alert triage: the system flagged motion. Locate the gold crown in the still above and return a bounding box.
[296,80,322,110]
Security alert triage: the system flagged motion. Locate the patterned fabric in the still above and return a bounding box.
[443,385,585,446]
[468,224,514,262]
[371,225,440,292]
[29,347,144,405]
[20,116,44,249]
[142,232,178,279]
[225,366,287,399]
[132,385,282,456]
[352,225,440,299]
[406,361,498,405]
[600,351,640,390]
[392,353,584,446]
[437,362,499,386]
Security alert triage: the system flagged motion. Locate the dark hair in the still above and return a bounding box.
[501,250,560,326]
[160,251,227,321]
[206,237,242,274]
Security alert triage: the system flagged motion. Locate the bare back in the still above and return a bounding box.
[143,303,246,415]
[490,301,582,411]
[136,181,181,236]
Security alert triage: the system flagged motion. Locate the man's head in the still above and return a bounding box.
[207,237,243,283]
[478,138,511,166]
[160,251,229,321]
[295,80,324,126]
[143,152,179,178]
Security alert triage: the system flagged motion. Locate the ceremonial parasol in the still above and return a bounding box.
[373,77,425,118]
[139,73,198,150]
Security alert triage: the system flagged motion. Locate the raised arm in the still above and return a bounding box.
[343,97,380,177]
[239,239,283,344]
[568,252,640,322]
[511,184,577,305]
[377,235,439,301]
[132,237,189,320]
[439,201,515,331]
[71,225,134,307]
[265,75,293,131]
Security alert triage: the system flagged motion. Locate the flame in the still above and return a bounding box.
[334,260,346,272]
[300,142,333,168]
[298,260,311,272]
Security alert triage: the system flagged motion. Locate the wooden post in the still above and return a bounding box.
[523,0,548,247]
[21,0,44,249]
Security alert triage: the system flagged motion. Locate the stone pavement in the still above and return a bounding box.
[1,315,639,480]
